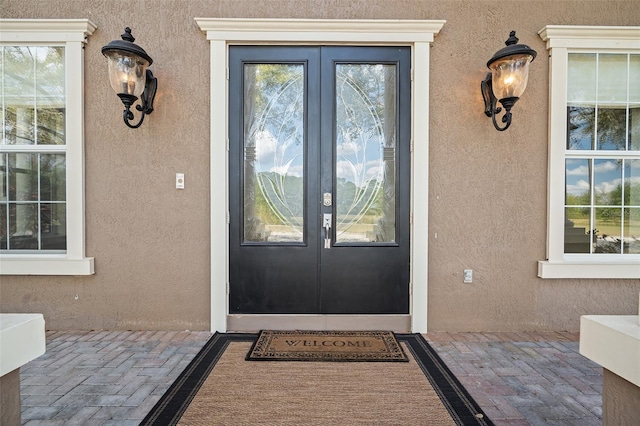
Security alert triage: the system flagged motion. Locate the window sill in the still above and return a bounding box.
[0,256,95,275]
[538,260,640,279]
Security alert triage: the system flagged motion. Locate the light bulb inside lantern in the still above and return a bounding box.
[105,50,149,97]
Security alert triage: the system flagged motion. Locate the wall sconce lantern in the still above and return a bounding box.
[481,31,536,131]
[102,27,157,129]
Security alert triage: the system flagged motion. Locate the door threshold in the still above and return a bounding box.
[227,314,411,333]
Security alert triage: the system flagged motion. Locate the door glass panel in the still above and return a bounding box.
[335,64,396,243]
[243,64,305,243]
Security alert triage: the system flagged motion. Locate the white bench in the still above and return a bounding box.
[0,314,46,426]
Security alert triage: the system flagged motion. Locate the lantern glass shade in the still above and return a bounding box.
[489,53,534,101]
[104,50,149,97]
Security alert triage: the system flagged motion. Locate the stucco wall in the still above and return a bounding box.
[1,0,639,331]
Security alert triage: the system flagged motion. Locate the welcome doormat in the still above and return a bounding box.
[246,330,409,362]
[141,333,493,425]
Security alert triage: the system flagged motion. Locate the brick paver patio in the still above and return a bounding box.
[19,330,602,425]
[19,331,212,425]
[425,332,602,426]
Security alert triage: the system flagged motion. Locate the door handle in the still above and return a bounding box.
[323,213,332,249]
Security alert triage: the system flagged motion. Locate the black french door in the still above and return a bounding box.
[229,46,410,314]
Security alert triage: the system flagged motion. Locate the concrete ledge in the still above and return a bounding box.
[579,315,640,387]
[0,314,46,376]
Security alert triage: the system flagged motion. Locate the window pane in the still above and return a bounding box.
[9,203,38,249]
[0,154,6,202]
[37,106,65,145]
[598,54,628,104]
[1,154,7,249]
[565,207,591,253]
[4,104,35,145]
[566,159,591,205]
[3,47,36,145]
[630,54,640,103]
[594,207,622,253]
[568,53,596,103]
[40,154,66,201]
[0,203,6,249]
[335,64,396,243]
[594,159,622,205]
[596,106,626,151]
[625,208,640,253]
[567,106,594,150]
[9,153,37,201]
[36,47,64,97]
[41,203,66,250]
[243,63,304,243]
[631,107,640,150]
[3,46,35,97]
[36,47,65,145]
[627,159,640,206]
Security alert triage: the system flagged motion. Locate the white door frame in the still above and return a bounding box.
[195,18,445,333]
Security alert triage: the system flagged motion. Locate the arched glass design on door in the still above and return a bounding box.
[242,62,398,244]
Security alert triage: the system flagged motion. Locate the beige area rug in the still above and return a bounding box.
[179,341,454,425]
[246,330,409,361]
[141,333,493,425]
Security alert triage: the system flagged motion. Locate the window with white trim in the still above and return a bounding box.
[0,19,96,275]
[538,26,640,279]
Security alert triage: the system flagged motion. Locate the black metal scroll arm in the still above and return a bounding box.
[118,69,158,129]
[481,72,517,132]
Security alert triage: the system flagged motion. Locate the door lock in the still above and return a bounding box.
[323,193,332,207]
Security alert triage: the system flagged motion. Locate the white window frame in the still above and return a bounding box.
[0,19,96,275]
[538,25,640,279]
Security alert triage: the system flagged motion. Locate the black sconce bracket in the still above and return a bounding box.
[118,69,157,129]
[481,72,516,132]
